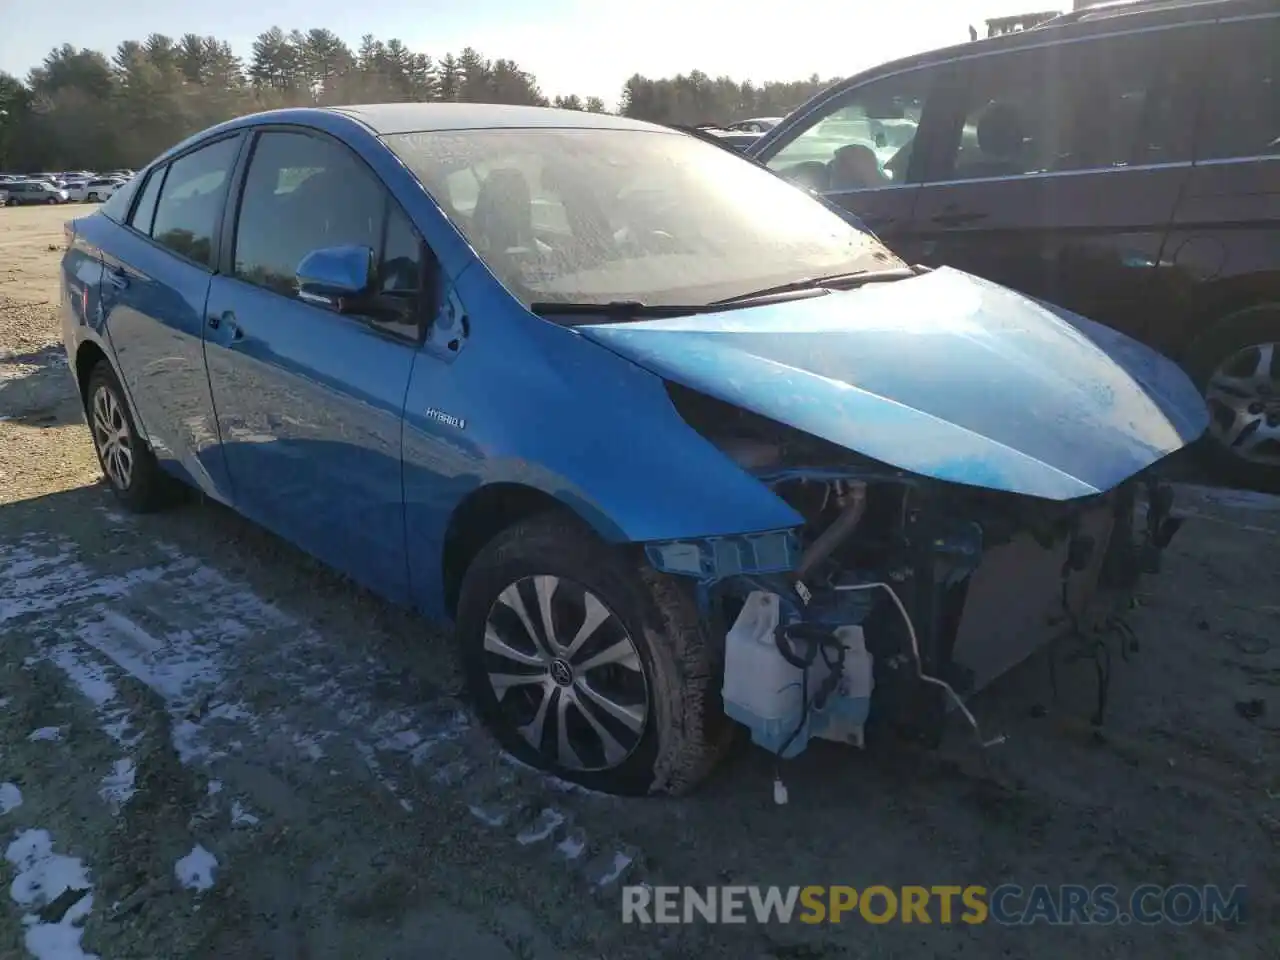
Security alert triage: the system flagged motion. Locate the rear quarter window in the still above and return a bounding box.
[100,175,141,223]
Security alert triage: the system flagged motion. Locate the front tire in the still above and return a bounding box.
[1187,303,1280,490]
[85,362,173,512]
[456,511,734,796]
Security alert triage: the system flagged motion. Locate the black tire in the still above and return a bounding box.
[456,510,735,796]
[85,361,175,512]
[46,196,57,205]
[1185,303,1280,491]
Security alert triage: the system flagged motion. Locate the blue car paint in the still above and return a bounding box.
[58,104,1206,632]
[399,261,807,612]
[579,267,1209,501]
[202,268,418,602]
[94,218,237,502]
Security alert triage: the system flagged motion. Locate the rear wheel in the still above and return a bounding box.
[86,362,174,512]
[1188,304,1280,490]
[456,511,734,796]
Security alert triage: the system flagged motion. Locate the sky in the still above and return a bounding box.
[0,0,1043,107]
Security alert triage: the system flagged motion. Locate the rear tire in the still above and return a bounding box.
[456,510,734,796]
[85,361,175,512]
[1186,303,1280,491]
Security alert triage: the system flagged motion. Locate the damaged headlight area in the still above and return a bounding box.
[647,384,1186,763]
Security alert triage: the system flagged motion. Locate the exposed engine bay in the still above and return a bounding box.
[646,384,1186,763]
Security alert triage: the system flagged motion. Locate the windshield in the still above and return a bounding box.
[383,128,900,308]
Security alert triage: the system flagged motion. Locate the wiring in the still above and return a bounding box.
[833,581,1006,749]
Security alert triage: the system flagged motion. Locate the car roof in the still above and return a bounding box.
[320,102,665,136]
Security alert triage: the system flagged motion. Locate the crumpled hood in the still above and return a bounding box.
[578,267,1208,501]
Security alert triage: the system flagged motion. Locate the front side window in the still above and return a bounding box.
[764,71,931,193]
[1197,17,1279,160]
[150,136,240,267]
[386,128,898,310]
[232,130,425,336]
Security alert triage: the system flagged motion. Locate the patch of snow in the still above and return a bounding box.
[98,759,136,813]
[596,851,634,887]
[0,782,22,814]
[468,805,508,827]
[555,834,586,860]
[229,801,259,827]
[174,845,217,892]
[206,780,222,796]
[0,697,11,709]
[517,808,565,845]
[5,829,97,960]
[291,732,327,761]
[354,739,411,811]
[28,727,63,743]
[44,644,136,745]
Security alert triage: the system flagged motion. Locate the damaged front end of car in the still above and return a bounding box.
[645,387,1186,758]
[578,267,1209,761]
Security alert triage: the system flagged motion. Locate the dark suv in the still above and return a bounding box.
[748,0,1280,486]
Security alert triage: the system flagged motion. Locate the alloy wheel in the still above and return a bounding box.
[1205,341,1280,467]
[482,575,649,772]
[91,384,134,490]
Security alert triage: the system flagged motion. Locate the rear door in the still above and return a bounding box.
[911,27,1204,342]
[98,135,243,500]
[1159,12,1280,354]
[203,127,426,602]
[755,66,945,258]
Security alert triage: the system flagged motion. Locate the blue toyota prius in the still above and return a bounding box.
[61,103,1208,795]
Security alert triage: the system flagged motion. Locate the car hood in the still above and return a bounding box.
[577,267,1208,501]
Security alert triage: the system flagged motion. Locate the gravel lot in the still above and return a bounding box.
[1,203,1278,959]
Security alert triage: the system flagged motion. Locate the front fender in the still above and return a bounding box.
[401,275,804,614]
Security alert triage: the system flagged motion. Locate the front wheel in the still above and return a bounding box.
[85,362,175,512]
[1188,303,1280,490]
[456,511,734,796]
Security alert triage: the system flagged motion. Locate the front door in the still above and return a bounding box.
[909,28,1204,342]
[203,128,428,602]
[756,65,947,260]
[98,136,243,500]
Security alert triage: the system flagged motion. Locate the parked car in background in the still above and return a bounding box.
[3,180,70,204]
[78,178,125,202]
[725,116,784,133]
[60,102,1202,795]
[0,187,8,207]
[749,0,1280,487]
[63,181,92,202]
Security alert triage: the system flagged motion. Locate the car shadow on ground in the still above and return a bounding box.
[0,343,83,428]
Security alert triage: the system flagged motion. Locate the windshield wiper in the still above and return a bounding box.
[529,300,713,319]
[710,266,917,305]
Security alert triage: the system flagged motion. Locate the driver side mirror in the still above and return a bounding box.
[296,245,376,312]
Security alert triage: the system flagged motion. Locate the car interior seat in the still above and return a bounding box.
[965,102,1028,178]
[472,168,536,255]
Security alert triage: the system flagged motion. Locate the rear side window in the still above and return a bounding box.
[150,136,240,267]
[100,177,139,222]
[1197,17,1279,160]
[935,30,1197,182]
[126,168,164,234]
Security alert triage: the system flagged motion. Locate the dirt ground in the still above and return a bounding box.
[1,202,1277,959]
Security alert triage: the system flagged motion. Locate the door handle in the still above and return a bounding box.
[931,210,988,228]
[106,267,129,290]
